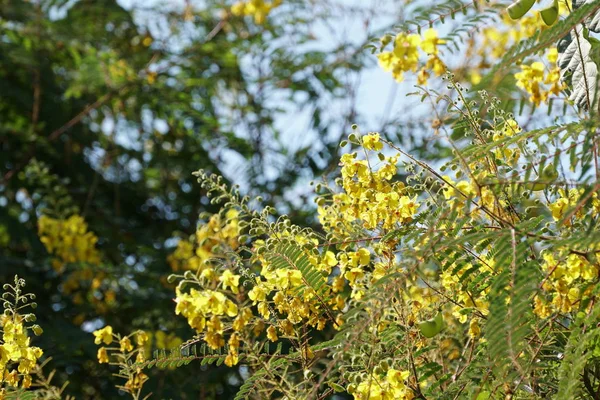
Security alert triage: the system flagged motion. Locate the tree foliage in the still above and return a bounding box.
[2,0,600,399]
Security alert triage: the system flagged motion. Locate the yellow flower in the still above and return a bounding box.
[357,248,371,266]
[549,197,569,221]
[545,67,563,95]
[224,352,239,367]
[5,370,18,386]
[267,326,278,342]
[323,251,337,267]
[468,318,481,338]
[547,47,558,64]
[136,330,149,346]
[355,376,384,400]
[420,28,445,55]
[533,296,552,318]
[387,369,410,386]
[231,1,246,15]
[514,62,548,106]
[233,309,253,331]
[258,301,271,319]
[136,350,146,363]
[398,196,419,220]
[470,70,482,85]
[97,347,109,363]
[230,0,281,24]
[362,133,383,151]
[378,32,421,82]
[275,269,303,289]
[120,337,133,353]
[0,345,8,366]
[503,119,521,136]
[393,33,421,65]
[248,284,268,304]
[417,68,429,85]
[426,55,446,76]
[124,370,148,391]
[219,269,241,293]
[37,214,101,269]
[344,267,365,285]
[204,331,224,349]
[21,374,32,389]
[93,326,113,345]
[377,52,396,71]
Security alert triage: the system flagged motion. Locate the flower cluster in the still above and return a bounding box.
[231,0,282,24]
[168,208,250,367]
[482,13,552,61]
[464,9,567,104]
[547,187,588,223]
[92,326,149,398]
[351,369,414,400]
[37,214,115,314]
[175,287,239,350]
[0,277,44,395]
[515,49,563,106]
[535,249,598,317]
[167,209,240,272]
[249,232,344,328]
[528,188,600,318]
[172,225,346,365]
[37,214,101,272]
[377,29,446,84]
[319,133,419,234]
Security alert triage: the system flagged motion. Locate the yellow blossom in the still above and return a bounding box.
[136,330,149,346]
[220,269,241,293]
[362,133,383,151]
[97,347,109,363]
[420,28,445,55]
[267,326,278,342]
[93,326,113,345]
[120,337,133,353]
[417,68,429,85]
[547,47,558,64]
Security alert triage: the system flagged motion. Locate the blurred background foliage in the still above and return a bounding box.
[0,0,414,397]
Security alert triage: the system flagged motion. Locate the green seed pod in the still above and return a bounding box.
[541,163,558,182]
[507,0,535,20]
[540,0,559,26]
[418,311,444,338]
[529,182,545,192]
